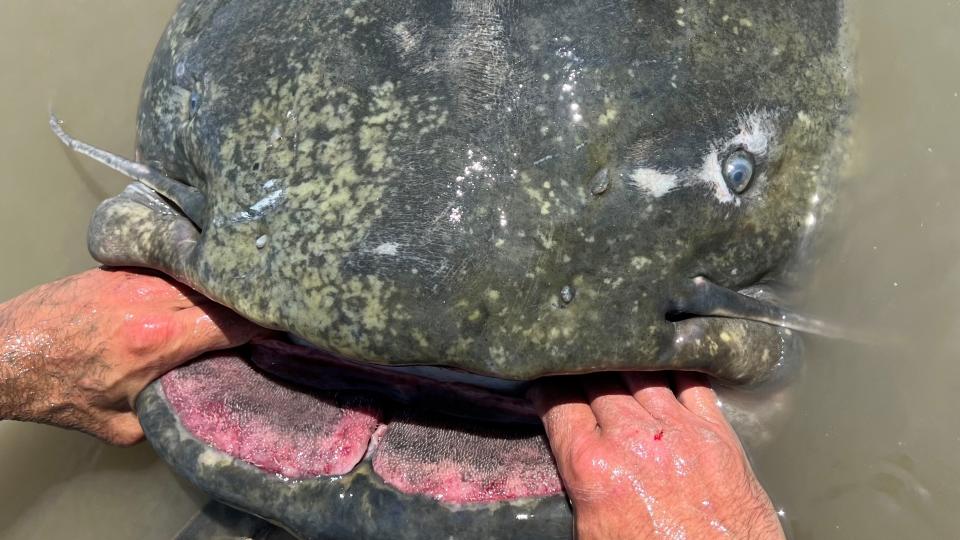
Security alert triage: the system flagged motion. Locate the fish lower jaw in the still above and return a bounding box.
[156,343,562,505]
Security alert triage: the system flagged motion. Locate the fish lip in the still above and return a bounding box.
[652,276,808,386]
[244,278,800,407]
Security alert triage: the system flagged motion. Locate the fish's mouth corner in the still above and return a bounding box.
[650,276,816,387]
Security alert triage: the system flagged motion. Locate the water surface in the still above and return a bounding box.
[754,2,960,538]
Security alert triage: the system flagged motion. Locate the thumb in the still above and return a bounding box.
[169,303,273,365]
[123,305,274,411]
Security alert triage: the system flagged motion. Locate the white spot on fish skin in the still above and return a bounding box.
[698,149,736,204]
[198,448,231,468]
[372,242,400,256]
[533,155,555,166]
[175,62,186,78]
[255,235,268,249]
[729,110,776,156]
[805,213,817,227]
[629,167,679,197]
[631,256,652,270]
[250,189,284,214]
[390,22,420,55]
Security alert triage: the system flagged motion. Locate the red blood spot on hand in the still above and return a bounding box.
[654,430,664,441]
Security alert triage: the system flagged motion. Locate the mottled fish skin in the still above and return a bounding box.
[100,0,850,383]
[98,1,853,538]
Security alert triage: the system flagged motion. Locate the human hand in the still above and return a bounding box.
[531,372,785,540]
[0,268,270,445]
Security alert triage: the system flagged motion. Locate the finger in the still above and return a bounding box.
[673,372,731,428]
[623,371,685,420]
[106,267,206,307]
[583,373,652,431]
[171,304,271,360]
[528,378,598,453]
[102,413,145,447]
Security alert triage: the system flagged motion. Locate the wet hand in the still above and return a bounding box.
[531,372,785,540]
[0,268,270,445]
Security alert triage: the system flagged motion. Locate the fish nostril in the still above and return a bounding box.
[589,168,611,195]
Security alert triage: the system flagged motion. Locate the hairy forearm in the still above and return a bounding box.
[0,296,39,421]
[0,286,101,430]
[0,268,265,445]
[0,295,57,423]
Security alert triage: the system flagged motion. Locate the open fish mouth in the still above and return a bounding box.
[153,340,561,503]
[154,276,822,484]
[138,281,817,535]
[138,340,576,539]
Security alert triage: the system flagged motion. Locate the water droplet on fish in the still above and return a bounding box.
[560,285,576,304]
[256,235,268,249]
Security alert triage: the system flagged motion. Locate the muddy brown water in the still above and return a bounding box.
[1,1,958,539]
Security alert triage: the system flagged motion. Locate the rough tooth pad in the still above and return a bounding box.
[162,354,380,478]
[372,417,562,504]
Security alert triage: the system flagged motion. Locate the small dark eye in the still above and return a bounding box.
[722,150,755,194]
[189,92,200,115]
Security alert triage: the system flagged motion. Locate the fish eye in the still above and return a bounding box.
[722,150,755,194]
